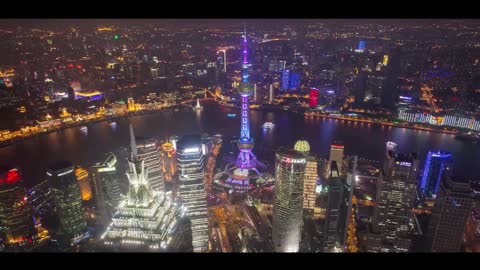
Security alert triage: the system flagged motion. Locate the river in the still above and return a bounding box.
[1,100,479,188]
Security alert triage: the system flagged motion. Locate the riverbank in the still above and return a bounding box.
[0,106,179,148]
[304,112,458,135]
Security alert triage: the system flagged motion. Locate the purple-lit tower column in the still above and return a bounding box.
[235,27,259,170]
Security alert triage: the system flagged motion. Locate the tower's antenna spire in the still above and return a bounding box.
[243,22,247,41]
[242,23,248,65]
[129,123,138,159]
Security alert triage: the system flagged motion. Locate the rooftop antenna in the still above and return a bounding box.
[129,123,138,160]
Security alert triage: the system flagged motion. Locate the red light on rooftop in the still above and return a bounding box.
[331,144,344,149]
[6,169,21,184]
[76,64,83,69]
[67,64,74,68]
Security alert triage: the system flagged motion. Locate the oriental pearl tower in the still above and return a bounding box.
[214,25,269,203]
[235,25,260,170]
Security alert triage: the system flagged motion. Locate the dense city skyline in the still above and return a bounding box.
[0,19,480,253]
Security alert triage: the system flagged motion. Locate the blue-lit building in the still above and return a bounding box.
[420,151,452,198]
[357,40,366,52]
[289,71,300,90]
[281,70,290,90]
[281,70,300,91]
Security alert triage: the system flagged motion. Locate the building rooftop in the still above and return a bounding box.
[47,160,73,173]
[277,148,306,160]
[177,134,202,150]
[394,152,418,162]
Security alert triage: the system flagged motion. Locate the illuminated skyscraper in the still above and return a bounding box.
[272,149,306,252]
[420,151,452,198]
[289,71,300,90]
[102,141,183,251]
[132,126,165,193]
[309,88,319,108]
[217,50,227,73]
[91,153,121,224]
[427,175,473,252]
[369,146,419,253]
[383,55,389,66]
[0,168,34,246]
[356,40,366,53]
[294,140,317,213]
[281,70,290,91]
[75,167,92,201]
[47,161,88,242]
[281,70,301,91]
[176,134,208,252]
[323,157,357,252]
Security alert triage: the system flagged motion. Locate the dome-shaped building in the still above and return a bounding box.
[294,139,310,155]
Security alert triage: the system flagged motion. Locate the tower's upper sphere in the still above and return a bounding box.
[238,82,253,96]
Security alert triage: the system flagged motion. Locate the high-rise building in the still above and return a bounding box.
[91,153,121,224]
[323,157,357,252]
[309,88,319,108]
[324,161,344,251]
[0,168,34,246]
[272,149,306,252]
[47,161,88,242]
[75,167,92,201]
[329,143,344,174]
[294,140,317,213]
[427,175,473,252]
[207,62,218,87]
[289,71,300,90]
[176,134,208,252]
[281,70,290,91]
[420,151,452,198]
[217,50,227,73]
[364,74,386,104]
[353,71,367,105]
[383,55,389,66]
[356,40,366,53]
[281,70,301,91]
[131,126,165,194]
[102,149,183,251]
[370,147,419,252]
